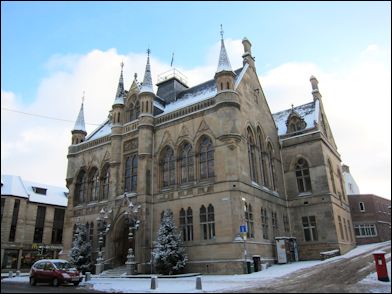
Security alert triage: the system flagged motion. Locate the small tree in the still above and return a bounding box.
[153,209,188,275]
[69,223,92,274]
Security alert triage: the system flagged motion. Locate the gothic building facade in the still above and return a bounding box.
[61,33,355,274]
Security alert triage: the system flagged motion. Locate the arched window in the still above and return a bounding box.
[267,143,276,190]
[180,142,194,184]
[101,164,110,200]
[257,128,267,186]
[88,168,99,203]
[199,136,214,179]
[244,202,254,239]
[337,168,346,201]
[74,170,86,206]
[328,160,336,194]
[125,154,138,192]
[295,158,312,193]
[179,207,193,241]
[247,129,258,182]
[161,146,175,187]
[200,204,215,240]
[227,82,230,89]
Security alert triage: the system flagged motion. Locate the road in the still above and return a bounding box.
[1,281,105,293]
[231,242,391,293]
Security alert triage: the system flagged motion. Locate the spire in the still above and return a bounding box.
[140,49,154,94]
[216,24,233,73]
[113,61,125,106]
[73,93,86,133]
[310,75,322,101]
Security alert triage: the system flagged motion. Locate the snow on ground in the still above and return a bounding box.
[2,241,390,293]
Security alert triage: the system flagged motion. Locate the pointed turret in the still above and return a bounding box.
[214,25,236,91]
[71,94,87,145]
[310,75,322,101]
[140,50,154,95]
[139,49,155,116]
[112,62,125,126]
[241,37,255,68]
[113,61,125,106]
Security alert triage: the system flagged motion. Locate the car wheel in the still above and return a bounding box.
[73,282,80,286]
[52,278,60,287]
[29,277,36,286]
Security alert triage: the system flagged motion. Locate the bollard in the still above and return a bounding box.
[85,272,91,281]
[150,276,158,289]
[196,276,202,290]
[8,271,13,278]
[16,270,20,277]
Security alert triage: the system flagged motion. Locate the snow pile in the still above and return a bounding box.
[358,260,391,293]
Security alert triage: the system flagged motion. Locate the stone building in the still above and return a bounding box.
[1,175,68,272]
[61,32,355,274]
[348,194,391,245]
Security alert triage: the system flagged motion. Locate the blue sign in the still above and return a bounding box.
[240,224,247,233]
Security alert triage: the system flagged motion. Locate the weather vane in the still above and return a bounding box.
[120,61,124,70]
[220,24,224,40]
[147,48,151,57]
[82,91,85,104]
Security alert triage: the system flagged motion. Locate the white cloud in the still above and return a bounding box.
[1,41,390,198]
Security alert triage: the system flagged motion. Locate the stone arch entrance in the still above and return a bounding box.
[112,214,134,266]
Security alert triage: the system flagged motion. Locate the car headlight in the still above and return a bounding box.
[62,273,71,279]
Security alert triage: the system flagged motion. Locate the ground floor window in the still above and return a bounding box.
[354,224,377,237]
[302,216,318,241]
[2,249,19,269]
[20,250,41,269]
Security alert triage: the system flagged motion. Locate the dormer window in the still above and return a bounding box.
[32,186,47,195]
[286,112,306,134]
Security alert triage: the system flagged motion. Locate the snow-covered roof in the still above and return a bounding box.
[1,175,68,207]
[272,101,318,136]
[157,67,243,116]
[85,119,112,141]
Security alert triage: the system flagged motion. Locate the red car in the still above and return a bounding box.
[29,259,83,287]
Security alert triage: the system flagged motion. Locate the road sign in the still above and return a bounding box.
[240,224,247,233]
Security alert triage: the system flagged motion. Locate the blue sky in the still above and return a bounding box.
[1,1,391,198]
[2,1,390,103]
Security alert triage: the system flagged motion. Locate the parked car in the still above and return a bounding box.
[29,259,82,287]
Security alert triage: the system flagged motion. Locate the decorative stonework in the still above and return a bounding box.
[124,139,138,152]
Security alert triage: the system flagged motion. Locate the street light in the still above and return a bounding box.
[123,193,141,275]
[95,208,112,274]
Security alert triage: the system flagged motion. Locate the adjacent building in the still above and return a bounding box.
[1,175,68,272]
[61,32,355,274]
[342,164,360,195]
[348,194,391,245]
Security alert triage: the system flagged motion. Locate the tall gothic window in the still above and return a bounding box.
[337,168,346,201]
[161,146,175,187]
[244,202,254,239]
[247,129,258,182]
[74,170,86,206]
[199,136,214,179]
[180,207,193,241]
[328,160,337,194]
[180,142,194,184]
[51,208,65,244]
[88,168,99,202]
[257,128,267,186]
[200,204,215,240]
[261,207,268,240]
[295,158,312,193]
[128,101,140,122]
[267,143,276,190]
[101,164,110,200]
[125,154,138,192]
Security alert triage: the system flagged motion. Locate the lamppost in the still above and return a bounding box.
[123,193,141,275]
[95,208,112,274]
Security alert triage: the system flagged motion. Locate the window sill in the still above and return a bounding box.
[298,192,312,197]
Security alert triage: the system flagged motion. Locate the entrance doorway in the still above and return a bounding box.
[113,215,134,266]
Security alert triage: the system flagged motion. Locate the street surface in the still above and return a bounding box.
[230,242,391,293]
[1,282,104,293]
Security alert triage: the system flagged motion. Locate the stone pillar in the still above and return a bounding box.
[125,248,136,275]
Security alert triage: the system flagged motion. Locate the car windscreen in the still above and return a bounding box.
[53,261,72,270]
